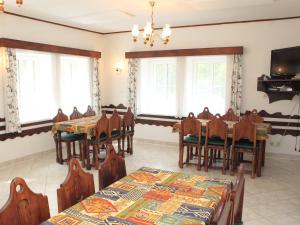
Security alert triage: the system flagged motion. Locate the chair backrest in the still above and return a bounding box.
[109,110,122,136]
[243,109,263,123]
[57,159,95,213]
[212,186,233,225]
[123,107,135,132]
[206,114,228,141]
[231,164,245,224]
[181,112,201,137]
[98,144,127,190]
[53,108,68,123]
[221,108,239,122]
[95,111,109,140]
[233,119,256,145]
[197,107,214,119]
[0,178,50,225]
[70,107,83,120]
[83,105,96,117]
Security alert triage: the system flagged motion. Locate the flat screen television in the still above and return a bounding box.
[270,46,300,79]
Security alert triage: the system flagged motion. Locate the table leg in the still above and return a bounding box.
[58,130,63,164]
[84,134,91,170]
[257,141,263,177]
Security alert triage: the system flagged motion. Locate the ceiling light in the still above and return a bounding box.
[0,0,23,13]
[131,1,171,47]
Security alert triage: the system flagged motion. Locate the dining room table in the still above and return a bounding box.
[41,167,232,225]
[52,114,123,170]
[173,119,272,177]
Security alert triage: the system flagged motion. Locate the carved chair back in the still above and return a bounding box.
[181,112,201,138]
[0,177,50,225]
[221,108,239,122]
[53,108,68,123]
[123,107,135,132]
[95,111,109,141]
[212,186,233,225]
[231,164,245,224]
[233,119,256,146]
[206,114,228,141]
[70,107,83,120]
[83,105,96,117]
[57,159,95,212]
[197,107,215,119]
[109,110,122,136]
[98,144,127,190]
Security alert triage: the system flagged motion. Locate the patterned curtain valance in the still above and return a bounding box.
[230,54,242,116]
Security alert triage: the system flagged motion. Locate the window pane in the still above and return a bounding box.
[59,55,92,114]
[139,58,176,115]
[184,56,227,115]
[16,51,56,123]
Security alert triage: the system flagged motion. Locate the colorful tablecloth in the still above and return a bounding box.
[173,119,271,141]
[42,167,230,225]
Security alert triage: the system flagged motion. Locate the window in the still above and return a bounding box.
[138,58,176,115]
[16,50,92,123]
[138,56,230,116]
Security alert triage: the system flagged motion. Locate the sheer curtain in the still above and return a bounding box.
[128,58,139,116]
[92,58,101,114]
[137,58,177,116]
[230,54,243,116]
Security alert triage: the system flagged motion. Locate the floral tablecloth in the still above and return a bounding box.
[42,167,230,225]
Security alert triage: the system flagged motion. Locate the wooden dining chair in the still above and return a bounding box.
[69,107,85,158]
[108,110,122,155]
[88,111,109,169]
[179,112,203,170]
[221,108,239,122]
[0,177,50,225]
[231,164,245,225]
[57,159,95,213]
[99,144,127,190]
[231,119,258,178]
[212,186,233,225]
[121,107,135,156]
[204,114,230,174]
[197,107,215,119]
[243,109,264,123]
[53,109,83,163]
[83,105,96,117]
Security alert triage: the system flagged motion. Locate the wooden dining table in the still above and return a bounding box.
[173,119,272,177]
[53,115,121,170]
[41,167,232,225]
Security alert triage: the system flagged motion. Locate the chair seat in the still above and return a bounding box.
[61,132,84,141]
[234,139,258,150]
[111,130,121,138]
[89,133,108,145]
[183,135,205,145]
[207,137,231,147]
[235,222,243,225]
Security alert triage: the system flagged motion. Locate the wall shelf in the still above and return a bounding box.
[257,75,300,103]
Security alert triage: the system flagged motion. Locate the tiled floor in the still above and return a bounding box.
[0,141,300,225]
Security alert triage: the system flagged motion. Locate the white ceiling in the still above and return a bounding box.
[4,0,300,33]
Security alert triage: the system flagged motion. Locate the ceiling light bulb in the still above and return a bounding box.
[144,22,152,36]
[0,0,4,13]
[162,24,172,37]
[16,0,23,7]
[131,24,139,37]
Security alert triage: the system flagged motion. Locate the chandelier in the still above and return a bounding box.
[0,0,23,13]
[131,1,171,47]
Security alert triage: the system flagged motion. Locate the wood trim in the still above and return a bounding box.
[4,11,104,35]
[138,114,179,120]
[271,128,299,136]
[105,16,300,35]
[0,38,101,58]
[21,119,53,128]
[101,104,127,110]
[125,47,243,58]
[258,110,300,120]
[135,118,177,127]
[0,126,5,131]
[0,118,5,122]
[0,125,52,141]
[4,11,300,36]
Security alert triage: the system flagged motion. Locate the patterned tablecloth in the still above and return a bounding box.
[173,119,271,141]
[42,167,230,225]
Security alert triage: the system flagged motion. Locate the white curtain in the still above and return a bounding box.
[230,54,243,116]
[92,58,101,114]
[2,48,21,133]
[128,58,139,116]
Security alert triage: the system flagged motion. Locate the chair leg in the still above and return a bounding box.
[72,141,76,156]
[179,145,184,168]
[197,146,202,171]
[252,153,257,179]
[66,142,71,161]
[222,150,226,175]
[230,149,235,176]
[127,136,130,153]
[121,135,125,154]
[94,144,100,169]
[204,147,208,172]
[130,135,133,154]
[54,136,59,163]
[186,146,190,163]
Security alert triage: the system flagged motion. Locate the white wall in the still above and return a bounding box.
[103,19,300,155]
[0,13,106,163]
